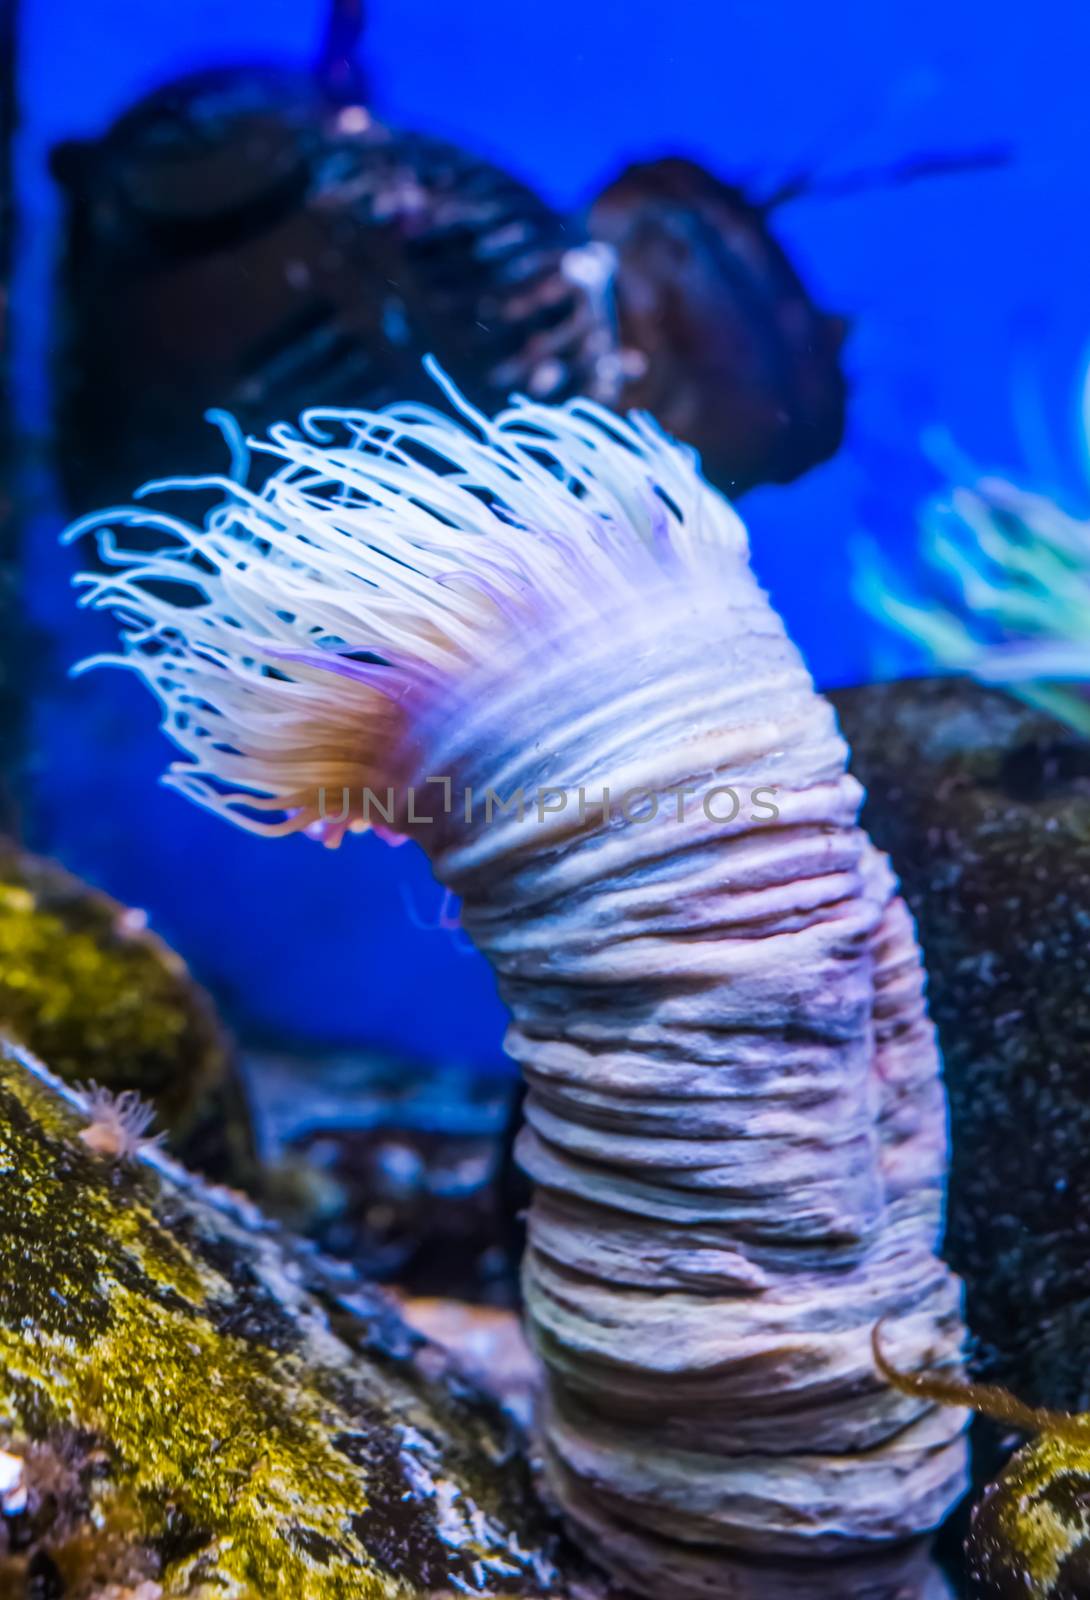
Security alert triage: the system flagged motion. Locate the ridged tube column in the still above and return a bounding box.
[411,589,967,1600]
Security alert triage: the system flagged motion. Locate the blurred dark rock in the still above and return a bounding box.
[52,73,854,517]
[832,676,1090,1409]
[247,1047,520,1305]
[52,66,617,512]
[589,158,847,494]
[964,1425,1090,1600]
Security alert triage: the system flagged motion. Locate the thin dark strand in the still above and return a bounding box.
[317,0,368,106]
[766,146,1013,210]
[872,1323,1090,1442]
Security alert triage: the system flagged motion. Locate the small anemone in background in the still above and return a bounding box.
[855,362,1090,736]
[77,1083,161,1163]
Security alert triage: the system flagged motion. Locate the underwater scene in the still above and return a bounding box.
[1,0,1089,1595]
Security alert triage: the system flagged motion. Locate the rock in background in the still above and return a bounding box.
[249,1047,519,1306]
[832,676,1090,1410]
[51,67,619,515]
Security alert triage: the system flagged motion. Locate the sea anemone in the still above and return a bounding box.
[856,376,1090,735]
[69,369,968,1598]
[77,1083,160,1163]
[66,363,741,847]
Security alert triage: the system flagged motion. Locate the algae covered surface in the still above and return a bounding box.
[0,843,226,1128]
[0,1041,573,1599]
[0,842,254,1181]
[968,1431,1090,1599]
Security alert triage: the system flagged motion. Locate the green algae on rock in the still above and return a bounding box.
[0,842,251,1180]
[968,1431,1090,1599]
[0,1040,584,1599]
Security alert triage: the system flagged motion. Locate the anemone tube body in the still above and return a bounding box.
[69,375,969,1598]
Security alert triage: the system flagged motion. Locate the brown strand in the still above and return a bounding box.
[872,1322,1090,1441]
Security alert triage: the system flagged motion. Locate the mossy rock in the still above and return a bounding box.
[965,1428,1090,1600]
[0,842,252,1180]
[0,1040,592,1599]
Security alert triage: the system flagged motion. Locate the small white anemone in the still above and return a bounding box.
[77,1083,160,1163]
[66,363,748,846]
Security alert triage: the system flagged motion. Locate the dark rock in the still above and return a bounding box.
[588,158,847,494]
[248,1047,520,1304]
[51,66,617,513]
[965,1429,1090,1600]
[831,676,1090,1410]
